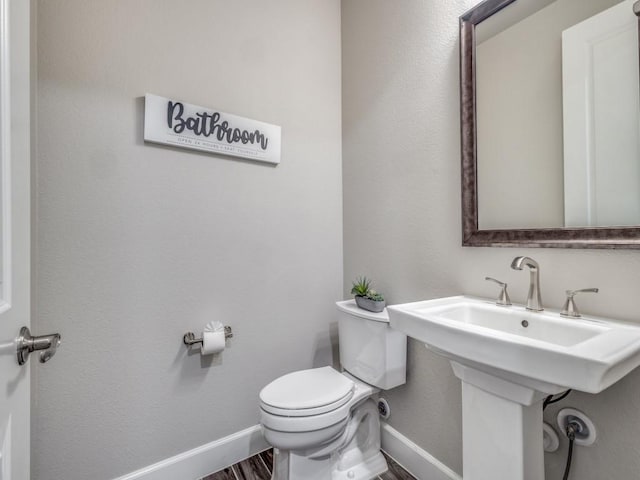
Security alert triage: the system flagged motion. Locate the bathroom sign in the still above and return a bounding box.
[144,94,281,164]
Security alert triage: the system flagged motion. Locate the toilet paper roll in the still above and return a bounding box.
[201,321,226,355]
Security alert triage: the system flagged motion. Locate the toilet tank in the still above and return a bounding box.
[336,300,406,390]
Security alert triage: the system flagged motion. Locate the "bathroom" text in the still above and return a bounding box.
[167,101,269,150]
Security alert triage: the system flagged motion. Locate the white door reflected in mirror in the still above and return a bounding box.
[563,0,640,227]
[476,0,639,230]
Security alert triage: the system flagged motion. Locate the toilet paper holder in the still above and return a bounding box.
[183,326,233,348]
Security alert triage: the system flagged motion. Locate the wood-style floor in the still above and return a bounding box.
[201,449,417,480]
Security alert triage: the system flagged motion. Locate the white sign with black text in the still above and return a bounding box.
[144,93,281,165]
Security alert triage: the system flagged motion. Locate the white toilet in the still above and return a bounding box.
[259,299,407,480]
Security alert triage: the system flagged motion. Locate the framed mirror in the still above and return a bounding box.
[460,0,640,248]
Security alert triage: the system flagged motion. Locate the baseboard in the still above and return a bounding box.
[112,425,270,480]
[112,422,459,480]
[380,423,462,480]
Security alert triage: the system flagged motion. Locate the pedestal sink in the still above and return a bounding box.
[387,296,640,480]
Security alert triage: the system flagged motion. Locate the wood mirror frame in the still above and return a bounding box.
[460,0,640,249]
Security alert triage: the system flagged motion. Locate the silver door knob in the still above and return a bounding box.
[16,326,61,365]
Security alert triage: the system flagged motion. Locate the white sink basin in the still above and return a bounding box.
[387,295,640,394]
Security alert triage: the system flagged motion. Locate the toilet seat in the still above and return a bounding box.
[259,368,376,434]
[260,366,355,417]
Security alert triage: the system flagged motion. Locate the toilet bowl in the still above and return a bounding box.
[258,300,407,480]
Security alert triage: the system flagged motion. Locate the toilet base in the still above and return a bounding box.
[332,450,387,480]
[269,399,388,480]
[271,449,388,480]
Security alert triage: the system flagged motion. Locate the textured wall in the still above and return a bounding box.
[342,0,640,478]
[33,1,342,479]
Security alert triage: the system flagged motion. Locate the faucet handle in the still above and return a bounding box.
[560,288,599,318]
[485,277,512,306]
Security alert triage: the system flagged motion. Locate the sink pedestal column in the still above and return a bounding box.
[452,362,553,480]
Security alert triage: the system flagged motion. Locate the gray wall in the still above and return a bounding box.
[33,1,342,479]
[342,0,640,478]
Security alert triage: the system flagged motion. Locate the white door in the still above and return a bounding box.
[0,1,32,478]
[563,0,640,227]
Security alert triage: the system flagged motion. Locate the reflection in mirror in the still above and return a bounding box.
[563,0,640,227]
[0,23,5,300]
[0,99,3,300]
[475,0,639,230]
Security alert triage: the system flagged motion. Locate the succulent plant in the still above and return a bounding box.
[366,291,384,302]
[351,276,384,302]
[351,276,372,297]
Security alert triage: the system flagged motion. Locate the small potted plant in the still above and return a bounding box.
[351,276,386,313]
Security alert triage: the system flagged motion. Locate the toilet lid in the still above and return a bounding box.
[259,367,355,416]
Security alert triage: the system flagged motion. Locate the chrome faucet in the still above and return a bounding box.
[485,277,512,306]
[510,256,543,311]
[560,288,599,318]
